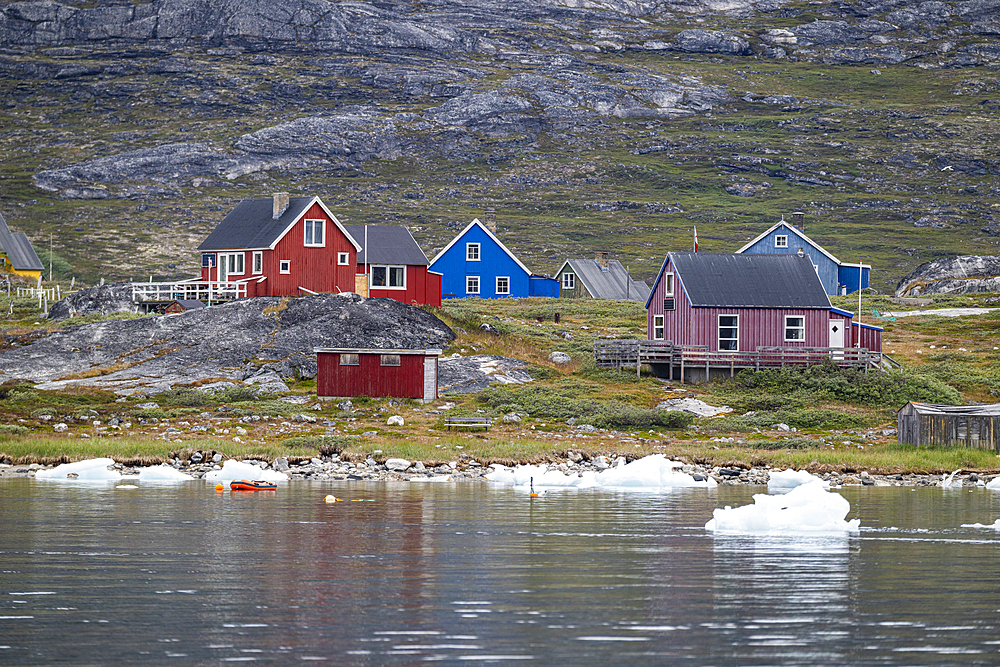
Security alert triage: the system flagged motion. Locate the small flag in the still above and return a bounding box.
[693,226,698,253]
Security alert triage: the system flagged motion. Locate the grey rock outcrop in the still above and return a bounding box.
[48,281,137,320]
[438,354,533,394]
[895,255,1000,297]
[674,30,752,56]
[13,293,455,394]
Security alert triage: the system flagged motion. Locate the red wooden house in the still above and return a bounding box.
[315,348,441,402]
[198,194,361,297]
[643,252,882,380]
[344,224,442,307]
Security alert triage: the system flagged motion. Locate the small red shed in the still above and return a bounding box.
[315,348,441,402]
[164,299,206,314]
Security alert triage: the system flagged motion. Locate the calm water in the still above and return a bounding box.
[3,478,1000,665]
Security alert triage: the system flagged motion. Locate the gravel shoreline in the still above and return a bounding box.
[2,456,992,488]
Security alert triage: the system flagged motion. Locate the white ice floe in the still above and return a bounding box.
[767,468,829,492]
[962,520,1000,530]
[137,465,194,483]
[486,454,716,491]
[203,459,288,484]
[35,457,123,481]
[705,481,860,534]
[941,469,963,488]
[985,476,1000,490]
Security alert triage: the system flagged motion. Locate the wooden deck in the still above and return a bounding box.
[131,277,265,304]
[595,340,887,382]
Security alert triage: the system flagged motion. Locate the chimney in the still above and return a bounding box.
[272,192,290,219]
[484,209,497,234]
[792,211,804,232]
[595,251,610,271]
[797,247,804,256]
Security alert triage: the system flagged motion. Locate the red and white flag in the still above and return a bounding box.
[693,226,698,253]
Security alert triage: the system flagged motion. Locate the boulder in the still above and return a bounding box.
[674,30,752,56]
[547,351,571,365]
[438,355,533,394]
[387,415,405,426]
[385,457,411,471]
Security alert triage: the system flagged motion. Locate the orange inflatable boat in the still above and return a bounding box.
[230,479,277,491]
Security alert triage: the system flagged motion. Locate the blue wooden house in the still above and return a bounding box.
[736,213,869,295]
[428,217,559,299]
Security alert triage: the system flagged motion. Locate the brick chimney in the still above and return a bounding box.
[595,251,610,271]
[273,192,290,219]
[792,211,804,232]
[484,209,497,234]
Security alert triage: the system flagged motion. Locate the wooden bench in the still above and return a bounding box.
[444,416,493,431]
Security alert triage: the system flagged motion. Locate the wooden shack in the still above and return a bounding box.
[164,299,206,314]
[315,348,441,403]
[897,402,1000,451]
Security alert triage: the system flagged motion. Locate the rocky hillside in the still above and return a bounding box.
[3,0,1000,291]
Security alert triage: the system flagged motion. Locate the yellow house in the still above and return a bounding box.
[0,212,43,280]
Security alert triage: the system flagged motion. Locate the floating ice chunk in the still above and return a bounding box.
[203,459,288,483]
[940,469,962,488]
[137,465,194,483]
[486,454,715,491]
[962,520,1000,530]
[705,480,860,534]
[35,458,121,481]
[987,476,1000,490]
[768,468,829,492]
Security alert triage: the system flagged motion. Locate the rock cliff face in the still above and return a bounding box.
[895,256,1000,297]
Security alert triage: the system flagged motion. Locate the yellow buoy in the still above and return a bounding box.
[324,495,341,503]
[216,484,223,492]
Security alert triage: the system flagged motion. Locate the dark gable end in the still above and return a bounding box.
[671,252,831,309]
[198,197,316,251]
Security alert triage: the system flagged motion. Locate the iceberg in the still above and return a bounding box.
[705,481,860,534]
[137,465,194,483]
[486,454,716,491]
[767,468,828,492]
[203,459,288,484]
[35,458,123,481]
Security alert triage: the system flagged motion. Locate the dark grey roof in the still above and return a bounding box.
[169,300,206,310]
[560,258,650,301]
[344,224,428,265]
[671,252,831,308]
[0,212,44,271]
[198,197,317,250]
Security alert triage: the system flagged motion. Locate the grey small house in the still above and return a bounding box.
[897,402,1000,451]
[554,253,650,302]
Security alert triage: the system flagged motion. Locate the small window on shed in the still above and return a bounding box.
[653,315,664,340]
[381,354,401,367]
[775,235,788,248]
[340,353,359,366]
[664,272,674,296]
[279,260,291,274]
[338,252,349,266]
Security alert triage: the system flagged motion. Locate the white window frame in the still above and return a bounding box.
[718,314,739,351]
[562,272,575,290]
[370,265,406,290]
[279,259,291,274]
[664,272,674,296]
[252,251,263,275]
[221,252,244,277]
[784,315,805,342]
[466,276,480,295]
[775,235,788,248]
[653,314,665,340]
[338,252,350,266]
[466,243,481,262]
[304,219,325,247]
[496,276,510,295]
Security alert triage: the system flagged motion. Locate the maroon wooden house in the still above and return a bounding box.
[344,224,442,307]
[198,194,361,297]
[642,252,882,380]
[315,348,441,402]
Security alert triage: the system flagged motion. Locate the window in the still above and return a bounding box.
[380,354,401,367]
[775,235,788,248]
[663,297,675,311]
[221,252,244,276]
[340,353,359,366]
[202,253,216,268]
[338,252,349,266]
[252,251,262,275]
[718,315,739,351]
[466,276,480,295]
[304,219,325,246]
[653,315,665,340]
[370,265,406,289]
[664,272,674,296]
[279,260,291,274]
[496,276,510,295]
[466,243,481,261]
[784,316,805,341]
[562,272,575,289]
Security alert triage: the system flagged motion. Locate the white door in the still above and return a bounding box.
[829,320,845,348]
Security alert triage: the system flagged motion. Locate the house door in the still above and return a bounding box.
[829,320,845,348]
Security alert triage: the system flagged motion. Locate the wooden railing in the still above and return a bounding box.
[595,340,885,378]
[131,277,266,304]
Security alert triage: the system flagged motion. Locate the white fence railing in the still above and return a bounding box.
[131,277,265,304]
